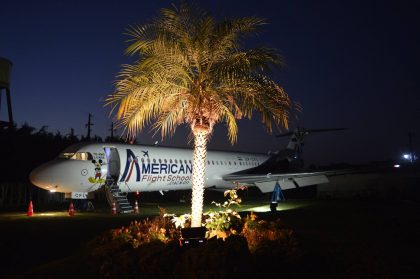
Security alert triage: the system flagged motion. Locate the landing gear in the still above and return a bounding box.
[270,202,278,212]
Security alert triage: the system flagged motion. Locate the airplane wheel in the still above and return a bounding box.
[270,202,278,212]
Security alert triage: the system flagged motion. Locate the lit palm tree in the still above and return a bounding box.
[106,2,295,227]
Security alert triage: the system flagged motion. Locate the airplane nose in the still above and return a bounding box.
[29,162,55,190]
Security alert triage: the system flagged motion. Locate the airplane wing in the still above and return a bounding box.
[222,168,356,193]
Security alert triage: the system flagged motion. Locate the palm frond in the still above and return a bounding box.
[105,1,296,141]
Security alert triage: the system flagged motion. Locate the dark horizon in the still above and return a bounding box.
[1,0,419,166]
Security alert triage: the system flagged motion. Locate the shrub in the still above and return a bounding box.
[87,208,181,278]
[88,191,303,278]
[241,211,297,252]
[113,207,180,248]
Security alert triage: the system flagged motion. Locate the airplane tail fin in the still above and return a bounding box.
[276,127,347,158]
[256,127,346,172]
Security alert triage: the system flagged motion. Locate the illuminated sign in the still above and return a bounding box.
[120,149,192,183]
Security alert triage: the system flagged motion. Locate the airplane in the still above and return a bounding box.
[29,127,348,212]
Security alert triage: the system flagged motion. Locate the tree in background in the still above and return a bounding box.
[106,1,295,227]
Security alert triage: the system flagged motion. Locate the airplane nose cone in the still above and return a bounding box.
[29,162,56,190]
[29,169,38,185]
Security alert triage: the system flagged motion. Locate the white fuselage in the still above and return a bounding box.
[30,142,268,194]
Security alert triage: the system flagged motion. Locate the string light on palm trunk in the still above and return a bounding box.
[191,128,208,227]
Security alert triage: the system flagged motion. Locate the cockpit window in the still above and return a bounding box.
[59,152,93,161]
[59,152,75,159]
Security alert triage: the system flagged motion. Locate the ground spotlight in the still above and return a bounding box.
[179,227,206,247]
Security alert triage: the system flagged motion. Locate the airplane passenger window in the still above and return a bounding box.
[229,161,231,165]
[234,162,237,165]
[212,160,214,165]
[189,160,191,164]
[207,160,210,164]
[184,160,187,164]
[153,159,156,163]
[175,159,178,163]
[164,159,167,163]
[239,162,242,165]
[169,159,172,163]
[159,159,162,163]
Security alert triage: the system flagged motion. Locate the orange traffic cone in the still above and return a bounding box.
[134,200,139,213]
[68,202,75,216]
[111,201,117,215]
[27,200,34,216]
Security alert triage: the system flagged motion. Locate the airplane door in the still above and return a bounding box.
[104,147,120,181]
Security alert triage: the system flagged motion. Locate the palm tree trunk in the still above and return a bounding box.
[191,128,209,227]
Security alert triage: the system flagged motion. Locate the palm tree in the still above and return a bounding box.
[106,1,295,227]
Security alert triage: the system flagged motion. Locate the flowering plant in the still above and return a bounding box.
[202,187,244,239]
[164,213,191,229]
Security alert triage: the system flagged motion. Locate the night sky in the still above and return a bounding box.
[1,0,419,166]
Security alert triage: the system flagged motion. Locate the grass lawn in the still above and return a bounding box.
[1,198,419,278]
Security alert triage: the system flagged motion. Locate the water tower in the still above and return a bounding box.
[0,57,14,128]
